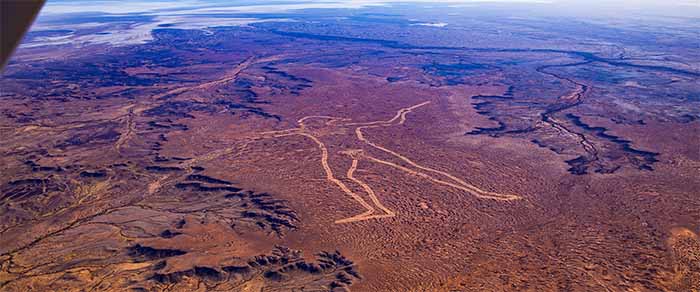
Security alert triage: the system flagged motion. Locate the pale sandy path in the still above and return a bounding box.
[151,56,257,100]
[354,102,520,201]
[252,100,521,224]
[114,105,136,153]
[114,56,281,153]
[335,153,396,224]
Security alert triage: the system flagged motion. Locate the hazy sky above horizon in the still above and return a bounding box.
[26,0,698,47]
[41,0,700,17]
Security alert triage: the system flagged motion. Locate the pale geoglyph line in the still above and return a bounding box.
[276,132,378,223]
[252,100,521,224]
[347,158,394,216]
[354,101,519,201]
[334,154,396,224]
[363,154,519,201]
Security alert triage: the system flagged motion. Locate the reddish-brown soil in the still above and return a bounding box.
[1,8,699,291]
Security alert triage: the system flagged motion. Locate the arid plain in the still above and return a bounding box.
[1,2,699,291]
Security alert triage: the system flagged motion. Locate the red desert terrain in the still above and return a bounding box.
[1,1,699,291]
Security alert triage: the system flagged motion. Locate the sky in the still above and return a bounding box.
[40,0,700,16]
[24,0,699,48]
